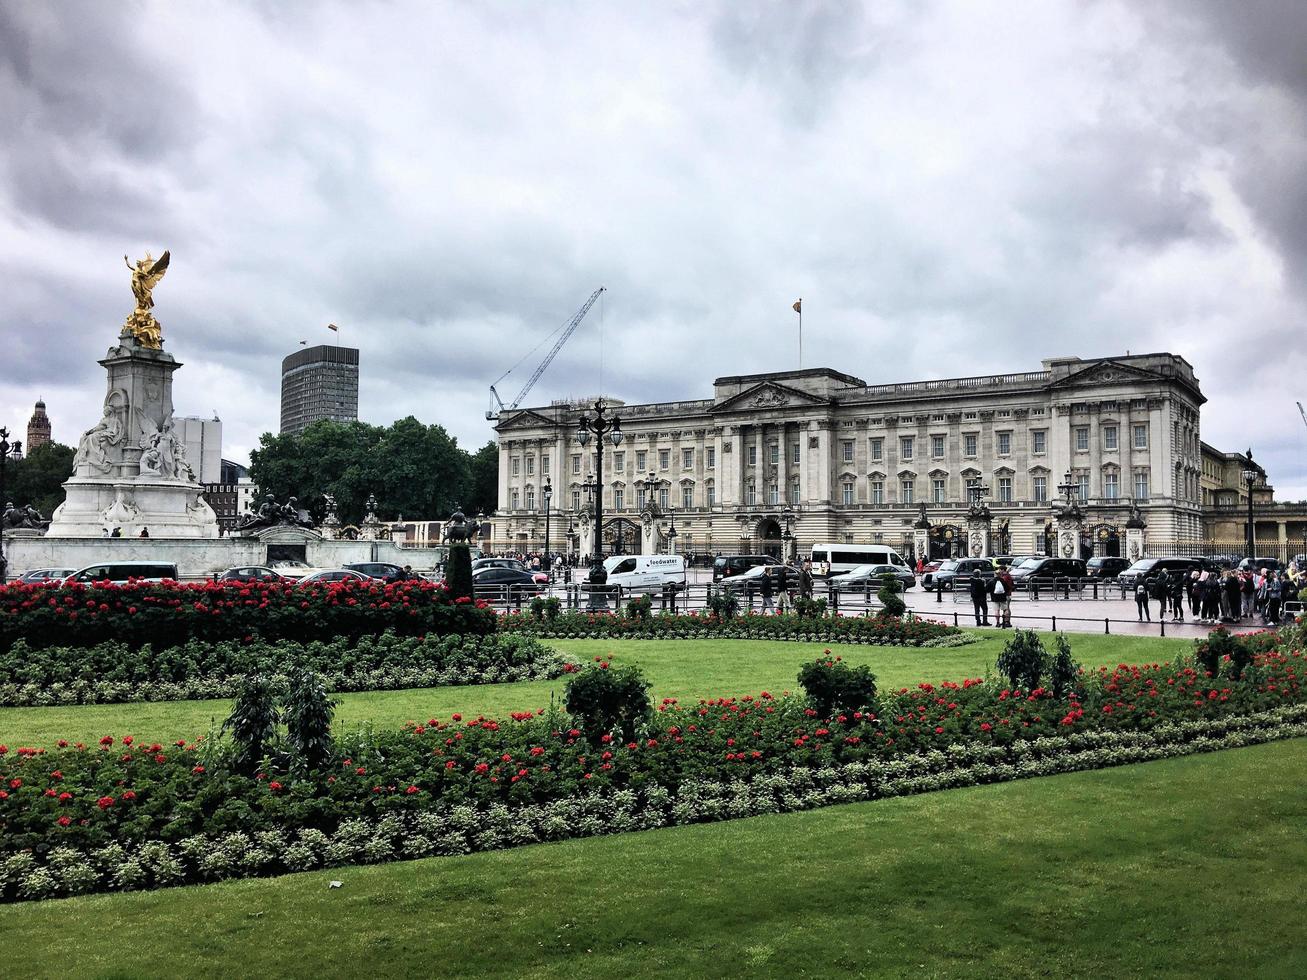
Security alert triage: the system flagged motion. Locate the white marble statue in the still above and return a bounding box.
[75,405,125,474]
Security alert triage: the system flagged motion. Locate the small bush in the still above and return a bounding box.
[283,669,338,775]
[1194,628,1233,676]
[624,595,653,621]
[564,662,652,744]
[223,675,280,774]
[1048,633,1081,699]
[797,654,878,718]
[996,630,1048,691]
[445,545,474,601]
[793,596,828,619]
[877,573,907,618]
[706,590,740,620]
[529,596,561,621]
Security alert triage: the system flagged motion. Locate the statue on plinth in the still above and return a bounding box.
[123,251,170,349]
[234,493,315,534]
[74,403,126,474]
[440,508,478,546]
[3,502,47,531]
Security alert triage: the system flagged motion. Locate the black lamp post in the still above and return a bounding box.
[576,400,623,585]
[781,503,798,562]
[666,506,677,556]
[0,428,24,585]
[542,476,552,580]
[1241,449,1258,560]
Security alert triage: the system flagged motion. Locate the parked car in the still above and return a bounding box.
[829,563,916,591]
[603,554,687,593]
[1008,557,1087,586]
[16,567,75,584]
[992,555,1028,569]
[1085,556,1131,579]
[344,562,409,582]
[472,557,529,572]
[1237,556,1285,574]
[296,569,370,586]
[712,554,780,582]
[471,566,545,595]
[64,562,178,584]
[217,565,284,583]
[270,559,318,581]
[919,560,944,591]
[1116,557,1205,590]
[931,558,996,593]
[723,563,803,595]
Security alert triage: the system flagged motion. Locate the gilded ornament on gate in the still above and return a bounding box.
[122,250,171,348]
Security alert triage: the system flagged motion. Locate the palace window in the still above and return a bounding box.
[871,480,885,505]
[747,445,757,466]
[997,432,1011,455]
[1133,424,1149,449]
[900,436,914,460]
[746,485,756,506]
[706,484,716,506]
[1134,470,1150,499]
[931,435,945,458]
[842,481,854,506]
[964,433,977,457]
[1103,426,1118,451]
[613,488,623,510]
[998,476,1012,502]
[613,451,624,470]
[870,437,883,461]
[510,490,519,509]
[571,454,581,475]
[842,440,854,463]
[659,488,670,510]
[683,485,694,508]
[965,476,980,498]
[636,488,646,510]
[526,489,536,509]
[1075,427,1089,452]
[526,457,534,476]
[1033,476,1047,503]
[790,479,801,503]
[932,478,945,503]
[769,444,779,464]
[1076,472,1090,501]
[1104,471,1119,499]
[541,454,550,474]
[636,450,647,470]
[900,478,915,504]
[1031,431,1046,454]
[768,484,779,505]
[791,443,800,464]
[706,447,715,469]
[511,458,520,476]
[659,449,670,469]
[682,448,693,469]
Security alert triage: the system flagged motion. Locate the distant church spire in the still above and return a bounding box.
[26,399,51,451]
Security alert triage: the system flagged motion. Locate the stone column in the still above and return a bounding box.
[1057,514,1084,559]
[966,515,992,558]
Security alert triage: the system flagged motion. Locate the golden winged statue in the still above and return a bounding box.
[122,250,170,348]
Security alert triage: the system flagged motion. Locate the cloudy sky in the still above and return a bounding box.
[2,0,1305,497]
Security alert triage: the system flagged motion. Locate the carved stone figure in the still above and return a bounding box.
[123,251,170,349]
[101,488,139,525]
[75,405,125,474]
[440,509,478,546]
[139,441,163,476]
[3,501,46,530]
[1125,500,1146,529]
[234,493,314,533]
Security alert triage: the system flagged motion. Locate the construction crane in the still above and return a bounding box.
[486,287,605,421]
[1299,401,1307,433]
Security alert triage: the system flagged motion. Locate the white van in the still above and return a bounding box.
[603,554,687,593]
[809,543,908,577]
[65,561,179,584]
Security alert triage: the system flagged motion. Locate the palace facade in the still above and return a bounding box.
[494,353,1212,560]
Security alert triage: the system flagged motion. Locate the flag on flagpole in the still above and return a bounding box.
[327,323,339,332]
[792,299,802,314]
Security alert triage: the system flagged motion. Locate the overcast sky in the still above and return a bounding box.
[2,0,1305,498]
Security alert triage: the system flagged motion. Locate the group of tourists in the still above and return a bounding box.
[1134,563,1303,626]
[968,567,1016,628]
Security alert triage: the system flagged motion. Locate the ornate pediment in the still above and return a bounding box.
[494,409,557,432]
[1048,360,1162,389]
[711,381,829,414]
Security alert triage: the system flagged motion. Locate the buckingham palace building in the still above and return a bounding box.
[493,353,1214,561]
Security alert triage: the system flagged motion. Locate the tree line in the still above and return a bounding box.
[4,442,76,520]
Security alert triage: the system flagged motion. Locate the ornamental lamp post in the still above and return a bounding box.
[0,429,23,585]
[542,476,552,580]
[576,401,623,591]
[666,505,677,556]
[1240,449,1258,560]
[780,503,797,562]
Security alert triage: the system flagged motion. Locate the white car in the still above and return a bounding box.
[270,559,319,581]
[296,569,369,586]
[16,567,75,584]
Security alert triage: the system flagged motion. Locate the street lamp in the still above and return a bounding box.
[780,503,798,562]
[666,505,677,556]
[542,476,552,579]
[576,400,623,587]
[0,429,24,585]
[1240,449,1259,560]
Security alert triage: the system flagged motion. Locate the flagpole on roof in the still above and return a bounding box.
[792,299,802,369]
[328,322,340,349]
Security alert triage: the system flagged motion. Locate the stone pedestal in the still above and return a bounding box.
[1057,516,1084,559]
[47,334,217,539]
[966,518,991,558]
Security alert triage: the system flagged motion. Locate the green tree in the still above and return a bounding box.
[466,440,499,515]
[6,442,75,519]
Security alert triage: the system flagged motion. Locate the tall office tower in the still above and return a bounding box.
[26,399,51,450]
[280,345,359,435]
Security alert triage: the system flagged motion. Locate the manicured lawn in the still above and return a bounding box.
[0,631,1190,746]
[2,738,1302,977]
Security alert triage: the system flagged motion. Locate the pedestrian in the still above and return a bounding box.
[915,555,925,576]
[1135,577,1150,621]
[760,567,775,613]
[969,570,990,626]
[110,527,122,538]
[799,561,814,600]
[101,527,110,538]
[990,568,1013,628]
[1240,570,1256,619]
[1223,572,1241,624]
[1168,571,1184,622]
[1151,571,1169,622]
[139,527,150,538]
[1261,572,1281,625]
[1186,570,1200,617]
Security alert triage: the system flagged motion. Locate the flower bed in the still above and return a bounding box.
[0,579,494,651]
[0,633,567,707]
[2,640,1304,902]
[500,609,965,646]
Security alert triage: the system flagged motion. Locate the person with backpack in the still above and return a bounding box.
[1151,570,1170,622]
[1167,571,1184,622]
[1135,577,1150,622]
[1240,570,1256,619]
[969,570,990,626]
[989,567,1013,628]
[1223,571,1241,624]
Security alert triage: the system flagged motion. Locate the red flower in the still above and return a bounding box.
[8,778,21,789]
[268,781,283,791]
[0,791,7,800]
[97,795,115,809]
[405,785,419,795]
[122,736,133,746]
[57,816,72,827]
[99,735,114,746]
[122,790,137,801]
[192,765,206,774]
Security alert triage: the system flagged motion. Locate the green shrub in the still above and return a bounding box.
[1049,633,1081,699]
[793,596,828,619]
[624,595,653,621]
[996,630,1048,691]
[223,675,280,774]
[705,590,740,620]
[283,669,338,775]
[564,662,652,744]
[877,573,906,617]
[529,596,561,621]
[445,545,474,601]
[797,654,878,718]
[1194,628,1234,676]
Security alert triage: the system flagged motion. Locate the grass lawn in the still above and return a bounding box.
[0,631,1191,747]
[2,737,1303,978]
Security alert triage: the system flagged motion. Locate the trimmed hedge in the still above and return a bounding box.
[500,610,964,646]
[0,579,494,651]
[0,633,568,707]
